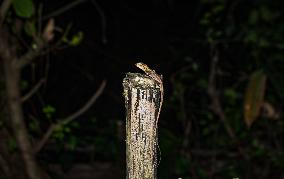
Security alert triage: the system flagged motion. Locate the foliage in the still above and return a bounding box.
[160,1,284,178]
[12,0,35,18]
[1,0,284,179]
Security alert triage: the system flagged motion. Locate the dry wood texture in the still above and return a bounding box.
[123,73,162,179]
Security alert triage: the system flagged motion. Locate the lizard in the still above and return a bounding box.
[135,62,164,123]
[135,62,164,166]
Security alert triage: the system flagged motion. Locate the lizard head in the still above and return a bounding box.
[135,62,145,68]
[135,62,150,71]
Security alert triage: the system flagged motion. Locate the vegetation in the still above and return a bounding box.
[0,0,284,178]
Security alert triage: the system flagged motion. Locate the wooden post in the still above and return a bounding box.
[123,73,162,179]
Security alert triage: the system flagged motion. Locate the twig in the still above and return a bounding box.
[16,39,46,69]
[43,0,87,20]
[35,80,106,153]
[90,0,107,44]
[208,50,235,139]
[61,80,106,125]
[207,47,249,160]
[37,3,43,38]
[34,124,55,153]
[0,153,10,177]
[0,0,12,24]
[17,51,36,67]
[21,79,45,102]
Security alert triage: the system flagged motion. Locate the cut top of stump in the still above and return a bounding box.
[123,73,161,90]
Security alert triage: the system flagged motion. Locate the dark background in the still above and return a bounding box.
[3,0,284,178]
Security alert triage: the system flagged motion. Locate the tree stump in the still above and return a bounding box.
[123,73,162,179]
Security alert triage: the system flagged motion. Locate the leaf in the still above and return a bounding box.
[12,0,35,18]
[262,102,279,120]
[70,31,83,46]
[42,19,55,42]
[248,9,259,25]
[224,88,238,105]
[62,30,84,46]
[224,88,237,100]
[29,121,39,132]
[20,80,29,90]
[244,70,266,128]
[269,69,284,102]
[67,136,78,150]
[42,105,56,119]
[212,4,224,14]
[7,138,17,152]
[24,20,36,37]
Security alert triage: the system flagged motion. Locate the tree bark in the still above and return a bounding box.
[1,28,45,179]
[123,73,162,179]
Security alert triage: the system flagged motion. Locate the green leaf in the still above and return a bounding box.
[24,20,36,37]
[260,6,278,22]
[200,18,209,25]
[53,131,65,141]
[248,9,259,25]
[20,80,29,90]
[7,138,17,152]
[197,79,208,89]
[244,31,258,44]
[42,105,56,119]
[175,155,190,175]
[224,88,237,100]
[29,121,39,132]
[224,88,238,105]
[12,0,35,18]
[212,4,224,14]
[192,63,199,71]
[63,30,84,46]
[70,31,84,46]
[67,136,78,150]
[64,126,71,133]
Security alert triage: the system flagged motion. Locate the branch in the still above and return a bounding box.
[207,48,249,160]
[35,80,107,153]
[0,153,10,177]
[0,0,12,23]
[15,44,45,69]
[43,0,87,20]
[208,50,235,139]
[90,0,107,44]
[1,27,45,179]
[21,79,45,102]
[61,80,107,125]
[34,124,55,153]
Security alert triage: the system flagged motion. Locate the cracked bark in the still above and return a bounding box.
[123,73,162,179]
